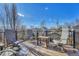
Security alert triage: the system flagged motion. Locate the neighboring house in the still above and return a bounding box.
[25,29,34,39]
[73,25,79,48]
[38,26,48,36]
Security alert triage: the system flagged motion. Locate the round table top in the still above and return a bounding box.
[38,36,49,39]
[13,47,19,51]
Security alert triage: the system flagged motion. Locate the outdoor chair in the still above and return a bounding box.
[51,26,69,52]
[4,29,29,56]
[52,40,64,52]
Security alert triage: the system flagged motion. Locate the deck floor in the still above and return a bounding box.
[22,40,67,56]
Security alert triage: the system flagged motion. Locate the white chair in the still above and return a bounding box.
[60,26,69,44]
[52,26,69,52]
[53,26,69,45]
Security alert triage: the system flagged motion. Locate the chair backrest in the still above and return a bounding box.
[60,26,69,44]
[5,29,16,44]
[53,40,60,45]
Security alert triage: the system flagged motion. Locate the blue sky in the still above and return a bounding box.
[0,3,79,28]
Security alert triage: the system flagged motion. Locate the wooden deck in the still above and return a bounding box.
[23,40,67,56]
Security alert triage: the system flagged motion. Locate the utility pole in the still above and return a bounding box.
[56,19,59,28]
[36,30,39,45]
[73,30,76,48]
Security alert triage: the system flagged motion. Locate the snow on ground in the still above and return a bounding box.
[66,50,79,56]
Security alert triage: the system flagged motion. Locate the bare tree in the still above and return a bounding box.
[0,3,21,46]
[0,4,10,30]
[75,18,79,25]
[55,19,60,28]
[0,14,5,30]
[20,25,26,40]
[11,4,17,30]
[3,3,19,30]
[4,4,9,29]
[0,14,5,43]
[40,20,46,28]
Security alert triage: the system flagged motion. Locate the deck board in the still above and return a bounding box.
[23,40,67,56]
